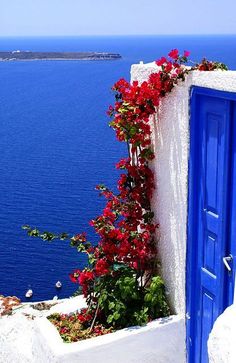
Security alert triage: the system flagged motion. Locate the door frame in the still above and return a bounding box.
[186,86,236,362]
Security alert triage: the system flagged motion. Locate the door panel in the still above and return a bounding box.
[227,101,236,305]
[187,87,236,363]
[196,96,230,363]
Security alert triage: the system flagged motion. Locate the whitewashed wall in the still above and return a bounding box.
[208,304,236,363]
[34,314,185,363]
[0,296,185,363]
[131,63,190,316]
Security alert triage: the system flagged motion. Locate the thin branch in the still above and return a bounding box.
[89,303,99,333]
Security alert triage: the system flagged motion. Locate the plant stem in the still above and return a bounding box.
[126,141,131,160]
[89,303,99,333]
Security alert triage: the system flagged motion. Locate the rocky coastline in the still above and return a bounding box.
[0,51,122,61]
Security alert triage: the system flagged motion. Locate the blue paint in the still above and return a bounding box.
[187,87,236,363]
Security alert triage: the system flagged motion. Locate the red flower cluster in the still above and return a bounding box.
[168,49,179,60]
[69,269,80,283]
[69,269,94,296]
[195,58,228,71]
[68,50,227,324]
[70,50,192,297]
[24,51,228,336]
[77,308,93,326]
[94,259,110,276]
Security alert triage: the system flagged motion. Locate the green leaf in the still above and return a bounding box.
[28,228,40,237]
[112,263,128,271]
[129,126,137,137]
[59,233,69,240]
[88,255,96,265]
[107,315,114,324]
[113,312,121,321]
[108,302,115,310]
[40,232,55,241]
[144,293,152,302]
[100,293,108,302]
[143,211,154,223]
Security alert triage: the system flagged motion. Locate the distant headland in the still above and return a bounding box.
[0,51,122,61]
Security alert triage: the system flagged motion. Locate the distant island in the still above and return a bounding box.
[0,51,122,61]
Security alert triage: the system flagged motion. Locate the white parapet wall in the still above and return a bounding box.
[208,304,236,363]
[34,312,185,363]
[0,296,185,363]
[131,62,190,316]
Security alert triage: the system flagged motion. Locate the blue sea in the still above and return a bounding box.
[0,35,236,302]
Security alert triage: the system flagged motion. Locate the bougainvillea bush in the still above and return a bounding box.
[23,50,227,342]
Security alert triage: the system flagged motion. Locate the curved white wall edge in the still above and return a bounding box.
[33,313,185,363]
[208,304,236,363]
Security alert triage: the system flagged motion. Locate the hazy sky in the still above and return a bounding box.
[1,0,236,36]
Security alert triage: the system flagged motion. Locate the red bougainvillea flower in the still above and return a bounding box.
[78,270,94,286]
[77,308,93,325]
[155,57,167,66]
[164,61,173,73]
[69,269,81,283]
[93,325,104,336]
[115,157,131,170]
[184,50,190,58]
[168,49,179,60]
[94,259,110,276]
[76,270,95,297]
[72,232,87,243]
[60,327,69,334]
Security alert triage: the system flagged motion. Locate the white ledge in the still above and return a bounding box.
[0,295,185,363]
[34,310,185,363]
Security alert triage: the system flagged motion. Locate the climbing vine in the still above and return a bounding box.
[24,50,227,341]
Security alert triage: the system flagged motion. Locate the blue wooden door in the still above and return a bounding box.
[187,87,236,363]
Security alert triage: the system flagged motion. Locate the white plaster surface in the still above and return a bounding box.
[0,314,34,363]
[208,304,236,363]
[34,313,185,363]
[131,62,191,316]
[0,296,185,363]
[0,296,86,363]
